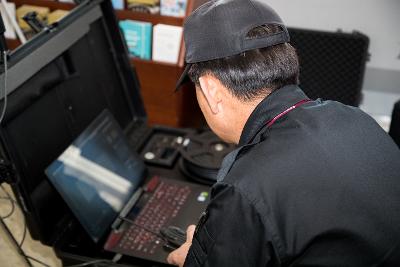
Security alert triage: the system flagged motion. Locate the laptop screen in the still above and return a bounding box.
[45,110,146,242]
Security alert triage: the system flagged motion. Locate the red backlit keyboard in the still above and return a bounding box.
[117,179,191,254]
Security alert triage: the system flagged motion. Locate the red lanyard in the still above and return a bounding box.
[266,99,311,128]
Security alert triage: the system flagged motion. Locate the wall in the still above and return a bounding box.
[268,0,400,93]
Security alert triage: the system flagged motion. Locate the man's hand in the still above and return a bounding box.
[167,225,196,267]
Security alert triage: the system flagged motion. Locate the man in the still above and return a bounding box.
[168,0,400,266]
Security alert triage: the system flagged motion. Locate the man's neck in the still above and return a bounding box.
[227,96,267,144]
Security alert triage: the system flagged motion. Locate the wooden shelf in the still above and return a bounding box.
[116,10,183,26]
[131,57,180,68]
[6,38,21,51]
[11,0,75,10]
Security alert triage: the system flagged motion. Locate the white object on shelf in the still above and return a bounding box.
[0,0,26,43]
[0,2,15,39]
[152,24,183,64]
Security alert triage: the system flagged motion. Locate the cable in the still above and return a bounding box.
[0,184,27,246]
[0,184,12,198]
[19,212,27,247]
[0,197,15,219]
[0,184,15,219]
[117,216,186,250]
[0,185,51,267]
[0,211,33,267]
[65,259,116,267]
[0,50,8,124]
[26,255,51,267]
[118,216,165,239]
[118,216,188,250]
[0,4,8,124]
[65,216,180,266]
[1,186,120,267]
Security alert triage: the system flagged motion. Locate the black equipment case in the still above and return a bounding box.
[0,0,194,266]
[288,28,370,107]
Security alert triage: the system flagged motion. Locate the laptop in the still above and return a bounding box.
[45,110,210,264]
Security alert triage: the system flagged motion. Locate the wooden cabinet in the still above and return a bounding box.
[6,0,205,127]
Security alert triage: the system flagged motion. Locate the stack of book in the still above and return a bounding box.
[126,0,160,14]
[119,20,183,64]
[160,0,187,17]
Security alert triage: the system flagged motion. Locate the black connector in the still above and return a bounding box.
[23,12,46,34]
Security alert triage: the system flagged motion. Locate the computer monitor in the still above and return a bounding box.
[45,110,146,242]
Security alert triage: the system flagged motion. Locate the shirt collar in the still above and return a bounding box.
[238,85,309,146]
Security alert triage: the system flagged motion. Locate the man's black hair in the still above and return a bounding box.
[188,25,300,101]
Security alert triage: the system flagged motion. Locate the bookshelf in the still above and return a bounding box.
[11,0,75,10]
[5,0,205,127]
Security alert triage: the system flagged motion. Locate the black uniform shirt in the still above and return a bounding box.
[183,85,400,267]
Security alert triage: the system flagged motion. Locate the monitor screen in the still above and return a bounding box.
[45,110,146,242]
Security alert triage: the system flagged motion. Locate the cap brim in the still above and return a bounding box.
[175,64,192,92]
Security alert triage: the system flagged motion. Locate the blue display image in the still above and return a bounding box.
[45,110,146,242]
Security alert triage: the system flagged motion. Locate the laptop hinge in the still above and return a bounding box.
[111,187,143,230]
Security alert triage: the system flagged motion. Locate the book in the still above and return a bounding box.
[111,0,124,10]
[128,3,160,14]
[152,24,183,64]
[160,0,187,17]
[0,2,16,39]
[127,0,160,5]
[119,20,152,60]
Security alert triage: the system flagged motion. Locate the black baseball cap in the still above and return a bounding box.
[176,0,290,90]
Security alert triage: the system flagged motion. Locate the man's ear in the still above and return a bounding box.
[198,75,222,114]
